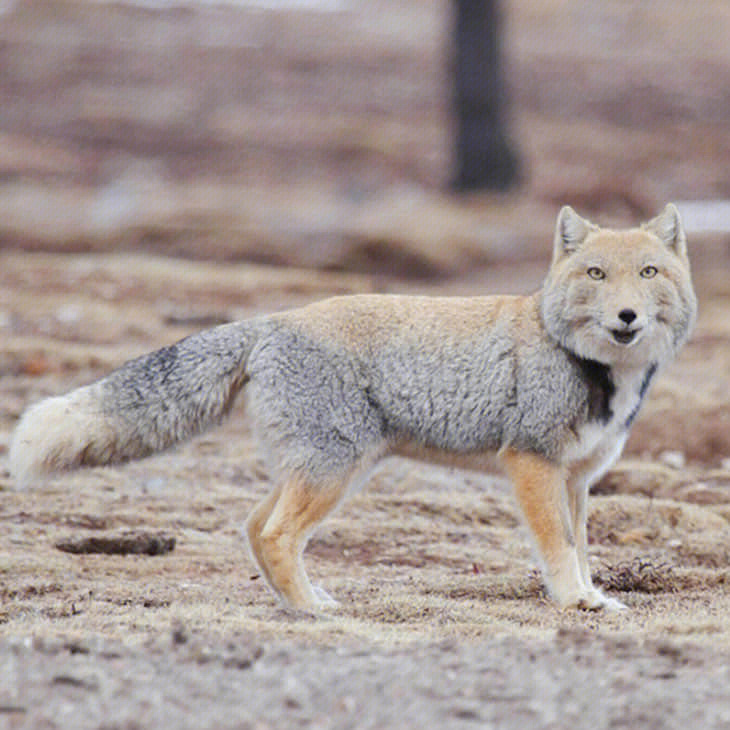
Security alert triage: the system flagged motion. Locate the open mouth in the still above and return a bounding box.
[611,328,638,345]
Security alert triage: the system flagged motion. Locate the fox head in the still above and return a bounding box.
[540,204,697,368]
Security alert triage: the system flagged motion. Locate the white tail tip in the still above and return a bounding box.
[8,387,103,488]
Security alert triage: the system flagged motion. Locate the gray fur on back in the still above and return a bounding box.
[245,322,386,481]
[244,310,598,479]
[369,332,587,460]
[69,297,623,479]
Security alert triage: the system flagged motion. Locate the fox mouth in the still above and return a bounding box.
[611,328,639,345]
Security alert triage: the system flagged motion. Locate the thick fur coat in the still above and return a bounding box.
[9,205,697,612]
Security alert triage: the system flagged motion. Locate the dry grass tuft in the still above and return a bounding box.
[594,558,676,594]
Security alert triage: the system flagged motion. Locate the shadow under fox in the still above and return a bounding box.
[9,205,697,612]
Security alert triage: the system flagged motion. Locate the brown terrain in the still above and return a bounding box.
[2,1,730,727]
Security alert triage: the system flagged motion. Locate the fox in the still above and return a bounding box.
[8,204,696,612]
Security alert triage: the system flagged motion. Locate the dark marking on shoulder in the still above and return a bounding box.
[624,362,658,429]
[569,354,615,424]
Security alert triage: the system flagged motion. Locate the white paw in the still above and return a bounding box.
[598,595,628,612]
[577,590,628,612]
[312,584,340,609]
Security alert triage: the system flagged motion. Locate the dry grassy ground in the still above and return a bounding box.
[2,247,730,727]
[2,0,730,727]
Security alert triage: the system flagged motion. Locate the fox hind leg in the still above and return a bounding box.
[246,473,348,610]
[246,484,282,595]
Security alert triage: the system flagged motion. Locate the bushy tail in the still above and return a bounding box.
[9,320,256,487]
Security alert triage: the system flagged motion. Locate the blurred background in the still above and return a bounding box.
[1,0,729,278]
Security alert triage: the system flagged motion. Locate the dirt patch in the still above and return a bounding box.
[55,530,176,556]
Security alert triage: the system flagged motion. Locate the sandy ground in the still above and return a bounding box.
[2,0,730,727]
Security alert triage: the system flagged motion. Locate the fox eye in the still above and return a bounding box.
[587,267,605,280]
[640,265,658,279]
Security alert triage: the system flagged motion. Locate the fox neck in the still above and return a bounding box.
[565,347,658,431]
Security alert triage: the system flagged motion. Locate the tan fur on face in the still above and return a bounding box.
[540,207,696,367]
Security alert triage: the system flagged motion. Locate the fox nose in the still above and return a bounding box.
[618,308,637,325]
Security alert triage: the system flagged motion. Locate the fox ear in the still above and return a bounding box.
[644,203,687,257]
[553,206,595,258]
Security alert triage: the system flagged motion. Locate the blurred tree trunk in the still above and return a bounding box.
[452,0,519,192]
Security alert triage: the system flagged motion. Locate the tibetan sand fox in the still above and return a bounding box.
[9,204,696,612]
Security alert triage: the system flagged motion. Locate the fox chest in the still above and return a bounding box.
[563,421,628,476]
[562,370,653,475]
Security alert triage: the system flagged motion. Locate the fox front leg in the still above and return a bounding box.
[499,448,603,610]
[566,472,627,611]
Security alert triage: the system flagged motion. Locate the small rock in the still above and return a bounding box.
[20,354,54,376]
[171,621,189,645]
[615,527,657,545]
[142,477,167,493]
[659,450,685,470]
[56,304,82,325]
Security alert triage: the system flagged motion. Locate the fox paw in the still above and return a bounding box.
[577,590,627,612]
[312,584,340,609]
